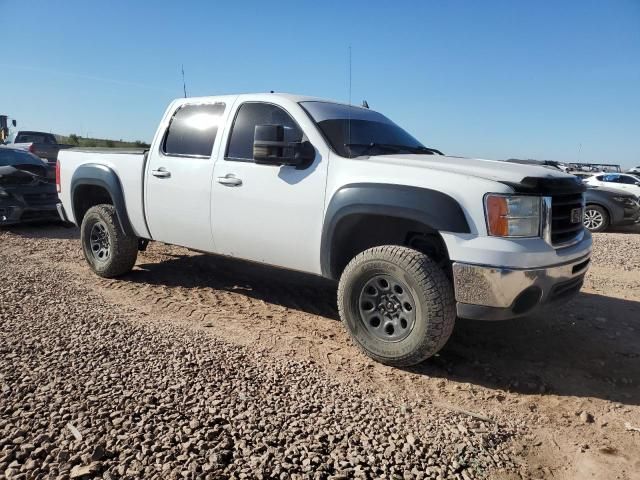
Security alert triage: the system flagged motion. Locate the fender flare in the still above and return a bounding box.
[320,183,470,278]
[70,163,134,236]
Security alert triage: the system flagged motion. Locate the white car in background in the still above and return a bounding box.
[584,173,640,198]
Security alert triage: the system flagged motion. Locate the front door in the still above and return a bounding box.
[145,101,227,251]
[211,100,328,274]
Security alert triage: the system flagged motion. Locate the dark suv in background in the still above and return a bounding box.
[0,148,59,226]
[584,186,640,232]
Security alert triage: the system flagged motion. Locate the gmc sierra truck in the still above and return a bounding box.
[56,93,592,366]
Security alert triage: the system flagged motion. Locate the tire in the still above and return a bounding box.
[80,204,138,278]
[583,204,609,232]
[338,246,456,367]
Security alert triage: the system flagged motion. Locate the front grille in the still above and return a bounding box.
[550,193,584,246]
[23,192,58,206]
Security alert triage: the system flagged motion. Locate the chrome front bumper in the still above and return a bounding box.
[452,254,591,321]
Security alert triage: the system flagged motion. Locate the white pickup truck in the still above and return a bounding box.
[57,93,592,366]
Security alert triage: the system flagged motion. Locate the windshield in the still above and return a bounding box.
[300,101,440,158]
[15,132,57,144]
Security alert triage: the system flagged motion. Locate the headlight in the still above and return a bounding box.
[612,196,637,207]
[485,194,541,237]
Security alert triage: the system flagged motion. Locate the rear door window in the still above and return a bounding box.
[162,103,225,158]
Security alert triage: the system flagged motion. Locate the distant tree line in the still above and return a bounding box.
[57,134,150,149]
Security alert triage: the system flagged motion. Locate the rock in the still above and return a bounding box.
[580,411,594,424]
[70,462,101,478]
[90,444,106,461]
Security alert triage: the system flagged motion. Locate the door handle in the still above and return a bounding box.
[151,168,171,178]
[217,175,242,186]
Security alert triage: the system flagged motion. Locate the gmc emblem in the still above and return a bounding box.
[571,207,583,224]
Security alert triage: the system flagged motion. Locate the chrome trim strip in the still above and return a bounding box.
[542,196,552,245]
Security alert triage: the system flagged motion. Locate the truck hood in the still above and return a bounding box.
[364,154,574,185]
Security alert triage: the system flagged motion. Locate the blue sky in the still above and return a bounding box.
[1,0,639,167]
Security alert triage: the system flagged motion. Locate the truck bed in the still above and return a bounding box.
[57,148,151,238]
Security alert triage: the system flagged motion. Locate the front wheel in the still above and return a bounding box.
[338,246,456,367]
[583,204,609,232]
[80,204,138,278]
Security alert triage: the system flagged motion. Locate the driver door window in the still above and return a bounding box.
[225,103,302,161]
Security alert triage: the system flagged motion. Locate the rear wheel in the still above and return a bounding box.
[338,246,456,367]
[80,204,138,278]
[583,204,609,232]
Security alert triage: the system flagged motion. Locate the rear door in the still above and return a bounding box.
[144,101,228,251]
[618,175,640,196]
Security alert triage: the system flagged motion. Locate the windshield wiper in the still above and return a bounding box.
[344,143,443,157]
[344,143,400,157]
[404,145,444,155]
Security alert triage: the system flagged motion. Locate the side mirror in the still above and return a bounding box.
[11,120,17,127]
[253,124,315,168]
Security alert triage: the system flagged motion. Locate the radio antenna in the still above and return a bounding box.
[181,64,187,98]
[347,45,352,155]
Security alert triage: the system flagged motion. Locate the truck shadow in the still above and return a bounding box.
[414,292,640,406]
[128,252,639,405]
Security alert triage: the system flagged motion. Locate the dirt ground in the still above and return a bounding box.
[2,223,639,479]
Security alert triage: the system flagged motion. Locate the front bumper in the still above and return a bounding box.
[0,185,60,226]
[0,203,59,225]
[453,253,591,321]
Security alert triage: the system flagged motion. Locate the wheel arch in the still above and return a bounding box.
[71,164,134,236]
[321,183,470,280]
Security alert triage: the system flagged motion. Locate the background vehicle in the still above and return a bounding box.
[584,173,640,198]
[3,130,72,167]
[0,148,59,226]
[583,187,640,232]
[56,93,592,366]
[0,115,18,144]
[567,162,622,173]
[628,166,640,174]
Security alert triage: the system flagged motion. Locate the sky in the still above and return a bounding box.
[1,0,639,168]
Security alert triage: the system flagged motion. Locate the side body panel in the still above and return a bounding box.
[58,149,150,238]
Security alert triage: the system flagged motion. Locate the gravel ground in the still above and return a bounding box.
[2,224,639,480]
[0,232,519,479]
